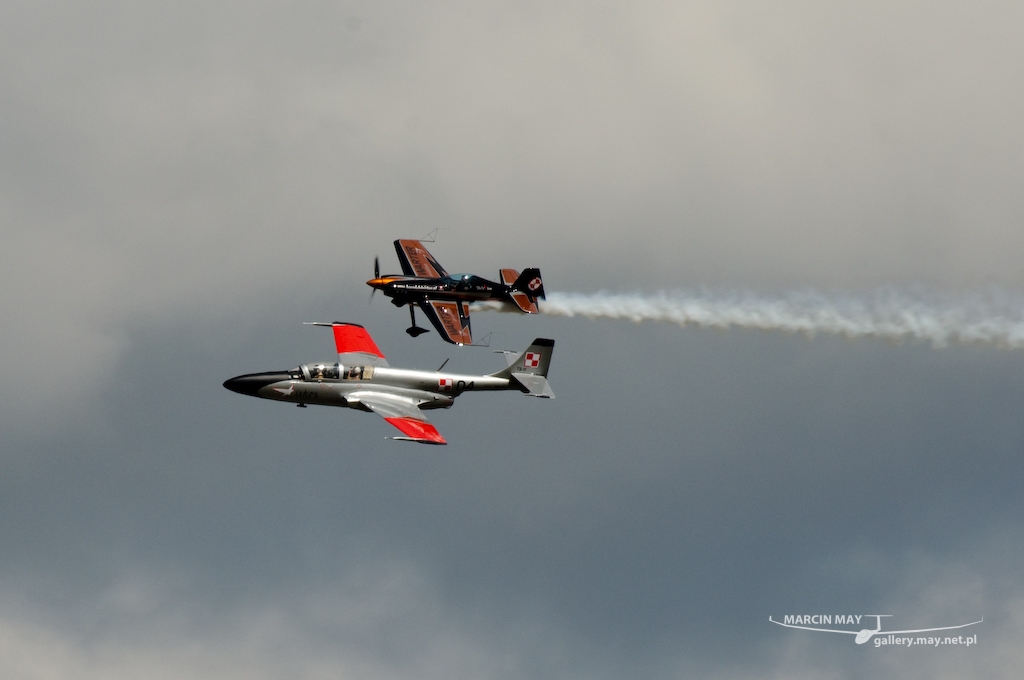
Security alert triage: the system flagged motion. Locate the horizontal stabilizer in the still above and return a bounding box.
[493,349,518,367]
[508,292,539,314]
[511,373,555,398]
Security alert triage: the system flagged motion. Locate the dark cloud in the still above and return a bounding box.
[4,294,1023,677]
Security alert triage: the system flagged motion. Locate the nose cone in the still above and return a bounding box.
[366,277,387,289]
[223,371,292,397]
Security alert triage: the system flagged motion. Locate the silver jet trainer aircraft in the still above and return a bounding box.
[223,323,554,444]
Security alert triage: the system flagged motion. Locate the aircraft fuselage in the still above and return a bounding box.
[367,274,509,306]
[224,322,554,443]
[225,364,515,410]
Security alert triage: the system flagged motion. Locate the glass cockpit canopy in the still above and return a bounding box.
[294,363,375,381]
[297,363,340,381]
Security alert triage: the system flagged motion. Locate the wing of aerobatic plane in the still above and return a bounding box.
[395,239,447,278]
[419,299,474,345]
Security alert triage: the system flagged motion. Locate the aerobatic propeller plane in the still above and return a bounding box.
[224,323,555,444]
[366,239,546,345]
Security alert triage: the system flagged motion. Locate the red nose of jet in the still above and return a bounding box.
[223,372,292,397]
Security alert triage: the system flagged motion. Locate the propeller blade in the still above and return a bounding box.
[374,256,380,279]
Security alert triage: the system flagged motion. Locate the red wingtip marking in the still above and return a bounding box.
[332,324,385,358]
[385,417,447,444]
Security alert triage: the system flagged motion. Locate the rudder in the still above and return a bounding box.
[489,338,555,398]
[512,338,552,377]
[511,268,545,300]
[491,338,554,378]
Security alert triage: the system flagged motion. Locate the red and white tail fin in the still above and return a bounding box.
[490,338,555,398]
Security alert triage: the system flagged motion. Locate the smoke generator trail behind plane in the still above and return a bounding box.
[475,289,1024,349]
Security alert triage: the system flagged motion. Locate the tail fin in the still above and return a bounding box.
[505,268,545,313]
[511,268,545,300]
[491,338,555,398]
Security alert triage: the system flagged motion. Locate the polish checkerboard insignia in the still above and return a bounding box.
[528,277,542,291]
[439,377,454,391]
[524,352,541,368]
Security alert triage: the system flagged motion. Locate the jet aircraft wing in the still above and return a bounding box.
[306,322,389,366]
[348,390,447,444]
[419,299,473,345]
[395,239,448,278]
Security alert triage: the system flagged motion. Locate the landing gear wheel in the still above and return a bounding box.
[406,304,429,338]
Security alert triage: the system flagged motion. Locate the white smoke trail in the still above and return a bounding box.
[474,289,1024,348]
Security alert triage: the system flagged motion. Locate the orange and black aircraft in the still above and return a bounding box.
[367,239,545,345]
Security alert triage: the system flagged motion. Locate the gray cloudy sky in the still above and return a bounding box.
[3,2,1024,678]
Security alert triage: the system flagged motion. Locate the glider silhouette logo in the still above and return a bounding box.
[769,614,982,646]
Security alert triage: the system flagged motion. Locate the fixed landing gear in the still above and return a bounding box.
[406,304,429,338]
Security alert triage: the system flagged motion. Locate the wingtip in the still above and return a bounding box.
[384,417,447,444]
[387,437,448,445]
